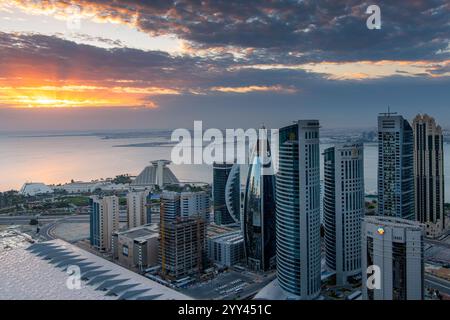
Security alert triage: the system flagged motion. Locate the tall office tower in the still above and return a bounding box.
[324,144,364,285]
[180,191,211,222]
[362,216,424,300]
[378,113,415,220]
[127,190,151,228]
[276,120,321,299]
[243,130,276,272]
[89,195,120,251]
[213,162,241,225]
[413,114,445,238]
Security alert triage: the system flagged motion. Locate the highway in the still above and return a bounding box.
[0,214,127,225]
[1,214,127,242]
[425,274,450,296]
[0,214,89,225]
[425,238,450,250]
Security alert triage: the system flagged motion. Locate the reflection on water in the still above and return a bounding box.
[0,134,449,201]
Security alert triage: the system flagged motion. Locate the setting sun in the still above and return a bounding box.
[0,84,163,108]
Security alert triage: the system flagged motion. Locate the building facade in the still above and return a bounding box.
[127,190,152,228]
[159,217,207,280]
[243,132,276,272]
[213,162,241,225]
[276,120,321,299]
[324,144,364,285]
[362,216,424,300]
[378,114,415,220]
[413,114,445,238]
[89,195,120,251]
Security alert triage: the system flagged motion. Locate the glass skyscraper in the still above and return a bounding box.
[276,120,321,299]
[213,162,240,225]
[243,133,276,271]
[378,113,415,220]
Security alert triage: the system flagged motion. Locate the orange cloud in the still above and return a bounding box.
[210,85,297,94]
[236,60,450,80]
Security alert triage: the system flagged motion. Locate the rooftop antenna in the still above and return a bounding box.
[379,106,397,117]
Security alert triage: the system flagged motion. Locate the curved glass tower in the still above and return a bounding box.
[243,133,276,271]
[213,162,240,225]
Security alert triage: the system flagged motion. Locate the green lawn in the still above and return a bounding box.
[60,196,90,207]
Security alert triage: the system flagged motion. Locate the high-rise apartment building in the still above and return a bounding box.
[160,191,181,222]
[159,190,208,280]
[378,113,415,220]
[159,218,206,280]
[213,162,241,225]
[276,120,321,299]
[362,216,424,300]
[180,191,211,222]
[243,131,276,272]
[413,114,445,238]
[160,190,210,222]
[324,144,364,285]
[89,195,120,251]
[127,190,152,228]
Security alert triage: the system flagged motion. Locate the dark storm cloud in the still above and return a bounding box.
[13,0,449,62]
[0,31,318,91]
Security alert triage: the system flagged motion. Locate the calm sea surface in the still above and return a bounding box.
[0,132,449,200]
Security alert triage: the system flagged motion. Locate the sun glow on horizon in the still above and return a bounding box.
[0,83,179,108]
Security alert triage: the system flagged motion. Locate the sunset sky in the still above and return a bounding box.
[0,0,449,130]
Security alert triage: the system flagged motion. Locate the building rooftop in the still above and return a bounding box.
[0,238,191,300]
[131,160,179,187]
[364,216,424,230]
[19,183,53,196]
[210,232,243,245]
[115,224,159,241]
[207,224,240,238]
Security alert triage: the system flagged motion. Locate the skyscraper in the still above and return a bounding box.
[324,144,364,285]
[413,114,445,238]
[213,162,240,225]
[243,130,276,272]
[378,113,415,220]
[127,190,151,228]
[276,120,321,299]
[89,195,120,251]
[362,216,424,300]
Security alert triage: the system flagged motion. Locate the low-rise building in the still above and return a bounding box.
[207,226,244,267]
[19,183,53,196]
[112,224,159,272]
